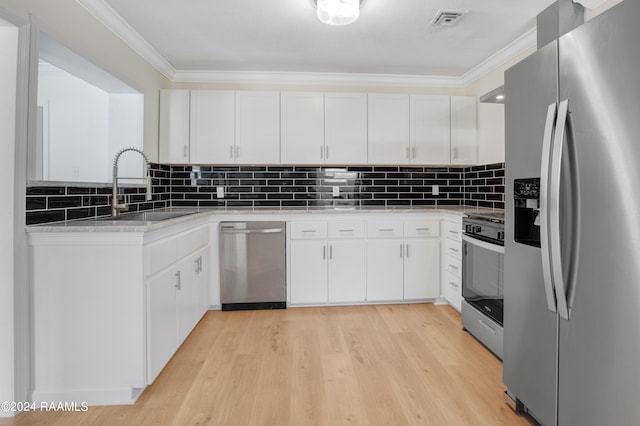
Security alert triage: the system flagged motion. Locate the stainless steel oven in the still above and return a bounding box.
[461,213,505,358]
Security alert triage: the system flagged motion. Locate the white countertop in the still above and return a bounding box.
[26,206,502,233]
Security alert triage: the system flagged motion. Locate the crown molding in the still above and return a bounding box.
[460,27,536,87]
[574,0,609,9]
[76,0,536,89]
[172,70,464,88]
[76,0,176,80]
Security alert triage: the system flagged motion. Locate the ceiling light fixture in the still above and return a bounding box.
[316,0,361,26]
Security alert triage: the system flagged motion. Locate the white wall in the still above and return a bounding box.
[0,0,170,161]
[109,94,145,181]
[0,23,18,418]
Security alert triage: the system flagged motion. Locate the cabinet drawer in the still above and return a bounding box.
[443,238,462,260]
[327,221,365,239]
[146,238,178,276]
[461,301,503,359]
[290,222,327,239]
[442,220,462,242]
[443,270,462,311]
[177,225,209,258]
[367,221,403,238]
[444,254,462,277]
[404,219,439,237]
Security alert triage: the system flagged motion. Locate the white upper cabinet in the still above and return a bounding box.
[159,89,190,164]
[189,90,235,164]
[281,92,325,164]
[367,93,410,164]
[161,90,280,165]
[235,91,280,164]
[410,95,451,164]
[324,93,368,164]
[450,96,477,165]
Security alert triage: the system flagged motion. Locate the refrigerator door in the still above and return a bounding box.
[504,41,559,426]
[557,2,640,424]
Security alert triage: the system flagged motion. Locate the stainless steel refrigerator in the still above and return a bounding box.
[504,1,640,425]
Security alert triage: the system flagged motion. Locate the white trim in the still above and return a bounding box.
[173,69,464,88]
[575,0,609,9]
[76,0,176,80]
[460,27,537,87]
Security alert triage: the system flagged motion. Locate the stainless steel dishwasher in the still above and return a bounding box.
[219,221,286,311]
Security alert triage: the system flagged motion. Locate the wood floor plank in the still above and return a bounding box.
[1,304,531,426]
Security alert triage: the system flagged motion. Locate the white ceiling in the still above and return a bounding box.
[92,0,562,82]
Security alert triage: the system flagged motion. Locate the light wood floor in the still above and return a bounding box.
[2,304,530,425]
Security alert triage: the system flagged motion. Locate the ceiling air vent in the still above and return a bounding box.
[431,9,467,27]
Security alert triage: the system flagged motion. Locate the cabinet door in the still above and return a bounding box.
[450,96,477,165]
[410,95,450,164]
[324,93,367,164]
[368,94,410,164]
[281,92,324,164]
[159,90,190,164]
[190,90,235,164]
[404,238,440,300]
[147,268,178,383]
[366,239,404,301]
[328,239,366,302]
[176,255,198,346]
[290,240,328,304]
[195,246,211,320]
[235,91,280,164]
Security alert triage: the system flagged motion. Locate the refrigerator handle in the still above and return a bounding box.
[539,103,558,313]
[549,99,570,320]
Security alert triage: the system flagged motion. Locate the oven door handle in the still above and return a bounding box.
[462,235,504,254]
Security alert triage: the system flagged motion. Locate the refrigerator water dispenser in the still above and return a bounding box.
[514,178,541,247]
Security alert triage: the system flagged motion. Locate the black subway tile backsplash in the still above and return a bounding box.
[26,162,505,224]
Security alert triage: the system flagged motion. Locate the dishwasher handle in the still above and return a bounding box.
[220,227,284,234]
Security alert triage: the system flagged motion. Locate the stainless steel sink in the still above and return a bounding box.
[100,210,196,222]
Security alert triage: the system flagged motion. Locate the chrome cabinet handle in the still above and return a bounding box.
[338,229,354,232]
[449,281,459,288]
[449,264,459,270]
[320,146,324,160]
[235,146,240,159]
[229,146,234,159]
[406,243,410,258]
[329,245,333,260]
[325,146,329,159]
[400,244,403,258]
[175,271,181,290]
[323,245,326,260]
[415,227,430,231]
[183,145,189,159]
[449,248,459,253]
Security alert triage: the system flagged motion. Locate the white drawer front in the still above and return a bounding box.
[444,254,462,277]
[177,225,209,258]
[290,222,328,239]
[366,221,403,238]
[443,270,462,311]
[442,220,462,242]
[404,220,440,237]
[146,238,177,276]
[443,238,462,260]
[327,221,365,239]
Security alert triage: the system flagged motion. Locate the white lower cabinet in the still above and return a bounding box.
[366,239,404,301]
[327,239,366,302]
[289,221,366,305]
[290,239,329,304]
[146,227,210,383]
[366,219,440,302]
[441,217,463,311]
[404,238,440,300]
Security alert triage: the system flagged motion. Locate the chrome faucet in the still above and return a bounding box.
[112,147,153,217]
